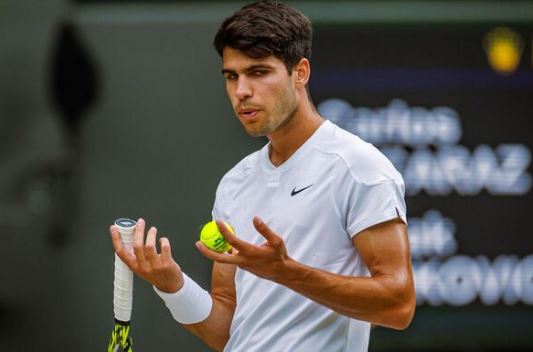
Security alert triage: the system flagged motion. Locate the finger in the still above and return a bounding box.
[160,237,172,261]
[195,241,241,265]
[145,226,158,261]
[110,225,123,252]
[133,218,147,265]
[253,217,283,246]
[110,225,137,269]
[216,220,254,253]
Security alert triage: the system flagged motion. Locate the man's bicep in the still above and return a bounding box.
[211,262,237,308]
[352,218,416,329]
[352,218,411,277]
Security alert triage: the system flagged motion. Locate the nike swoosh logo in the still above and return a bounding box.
[291,184,313,196]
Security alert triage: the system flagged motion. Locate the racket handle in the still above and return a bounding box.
[113,218,136,323]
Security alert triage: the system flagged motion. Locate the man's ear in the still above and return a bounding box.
[293,58,310,86]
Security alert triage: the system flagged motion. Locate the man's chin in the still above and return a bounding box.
[243,124,267,137]
[245,129,266,138]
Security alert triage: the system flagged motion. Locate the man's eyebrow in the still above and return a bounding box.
[221,68,235,75]
[221,64,274,75]
[244,64,274,72]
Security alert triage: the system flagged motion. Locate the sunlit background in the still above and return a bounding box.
[1,1,532,351]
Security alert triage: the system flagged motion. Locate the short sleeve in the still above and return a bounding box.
[346,178,407,238]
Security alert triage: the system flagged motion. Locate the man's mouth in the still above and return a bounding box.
[238,108,260,120]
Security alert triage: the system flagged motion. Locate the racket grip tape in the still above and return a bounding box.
[113,218,136,323]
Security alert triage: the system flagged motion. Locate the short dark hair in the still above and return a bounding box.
[213,1,312,73]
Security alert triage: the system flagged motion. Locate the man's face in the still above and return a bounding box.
[221,47,299,137]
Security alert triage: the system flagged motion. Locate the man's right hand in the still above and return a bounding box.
[110,218,184,293]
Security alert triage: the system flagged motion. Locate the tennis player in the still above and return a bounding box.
[110,1,415,351]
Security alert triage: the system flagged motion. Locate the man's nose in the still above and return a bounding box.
[235,77,252,100]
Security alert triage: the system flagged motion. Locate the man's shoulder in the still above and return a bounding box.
[316,121,384,165]
[317,121,402,183]
[217,148,262,191]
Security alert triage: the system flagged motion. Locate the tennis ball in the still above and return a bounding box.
[200,221,234,253]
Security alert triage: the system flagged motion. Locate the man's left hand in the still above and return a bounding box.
[196,217,291,281]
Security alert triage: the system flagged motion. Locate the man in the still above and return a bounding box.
[110,1,415,351]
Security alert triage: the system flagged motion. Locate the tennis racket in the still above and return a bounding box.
[107,218,136,352]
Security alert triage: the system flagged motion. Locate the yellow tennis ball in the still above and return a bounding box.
[200,221,234,253]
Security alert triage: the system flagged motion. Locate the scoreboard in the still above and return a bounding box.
[311,24,533,350]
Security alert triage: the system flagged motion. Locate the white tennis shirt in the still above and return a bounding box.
[212,120,406,352]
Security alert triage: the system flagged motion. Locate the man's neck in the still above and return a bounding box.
[267,103,324,167]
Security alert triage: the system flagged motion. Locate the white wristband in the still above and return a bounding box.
[153,273,213,324]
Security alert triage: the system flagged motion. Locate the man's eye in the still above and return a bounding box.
[225,74,237,80]
[253,70,267,76]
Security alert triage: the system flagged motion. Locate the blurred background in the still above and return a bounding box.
[1,0,532,351]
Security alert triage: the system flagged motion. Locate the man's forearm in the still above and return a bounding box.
[182,294,235,352]
[277,259,415,330]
